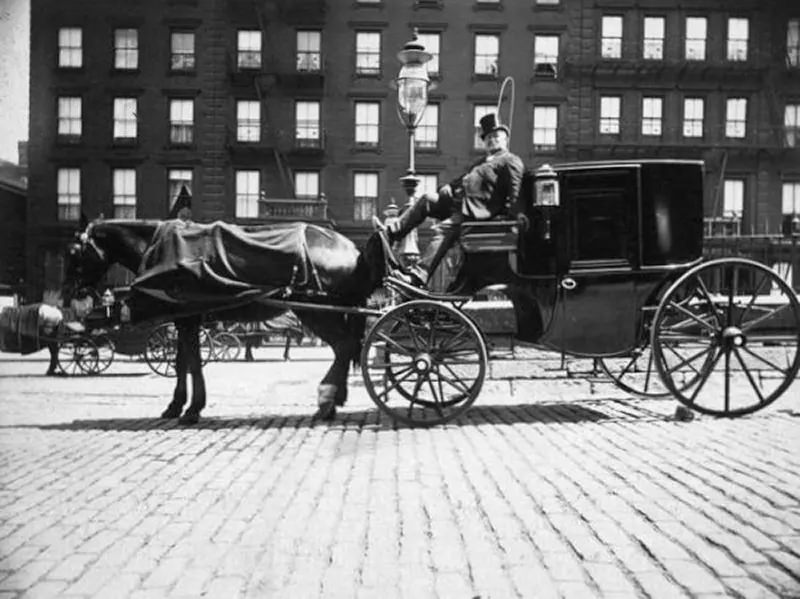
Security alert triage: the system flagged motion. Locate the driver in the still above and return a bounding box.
[387,112,524,287]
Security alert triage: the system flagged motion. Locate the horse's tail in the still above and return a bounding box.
[347,310,367,369]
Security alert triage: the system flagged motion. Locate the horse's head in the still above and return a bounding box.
[64,222,111,300]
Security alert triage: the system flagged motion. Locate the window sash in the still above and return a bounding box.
[726,98,747,138]
[642,98,662,136]
[473,104,495,148]
[170,100,194,143]
[237,31,262,68]
[534,36,559,64]
[296,101,321,145]
[601,16,623,58]
[294,172,319,199]
[686,17,707,60]
[58,27,82,68]
[353,172,378,221]
[416,33,440,75]
[789,20,800,66]
[114,29,138,70]
[355,102,380,145]
[57,168,81,221]
[417,175,439,197]
[533,106,558,148]
[782,182,800,215]
[415,104,438,149]
[236,101,261,142]
[599,97,620,134]
[727,18,749,61]
[171,32,195,70]
[113,98,137,139]
[785,105,800,147]
[297,31,321,72]
[236,170,260,218]
[168,170,193,209]
[723,179,744,217]
[643,17,664,59]
[474,35,499,75]
[113,169,137,219]
[58,97,82,136]
[683,98,704,137]
[355,32,381,75]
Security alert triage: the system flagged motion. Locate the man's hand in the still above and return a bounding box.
[438,184,453,198]
[387,219,402,234]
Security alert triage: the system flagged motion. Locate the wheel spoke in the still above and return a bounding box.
[737,271,770,326]
[663,343,715,376]
[378,367,417,400]
[723,349,731,412]
[694,276,724,327]
[733,346,766,406]
[686,347,723,405]
[438,362,474,395]
[740,303,792,333]
[738,344,791,375]
[664,300,719,333]
[375,330,414,356]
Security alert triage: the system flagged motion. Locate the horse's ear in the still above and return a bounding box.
[79,212,89,231]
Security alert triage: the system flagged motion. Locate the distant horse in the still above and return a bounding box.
[65,219,387,424]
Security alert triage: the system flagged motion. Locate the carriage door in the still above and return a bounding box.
[544,168,639,356]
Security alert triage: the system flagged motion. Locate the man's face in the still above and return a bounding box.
[484,129,508,154]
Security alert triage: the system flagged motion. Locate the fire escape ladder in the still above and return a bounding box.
[711,150,729,218]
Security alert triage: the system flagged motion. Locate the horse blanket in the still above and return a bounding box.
[130,220,345,322]
[0,304,59,354]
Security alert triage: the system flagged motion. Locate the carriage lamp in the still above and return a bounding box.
[102,288,115,319]
[534,164,560,240]
[394,32,433,264]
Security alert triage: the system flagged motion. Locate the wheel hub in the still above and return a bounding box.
[720,326,746,349]
[413,353,433,374]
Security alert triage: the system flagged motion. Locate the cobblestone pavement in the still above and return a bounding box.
[0,347,799,598]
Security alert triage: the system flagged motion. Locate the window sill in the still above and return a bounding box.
[414,0,443,9]
[111,138,138,147]
[169,69,197,76]
[111,68,141,75]
[351,144,382,154]
[472,73,499,82]
[354,71,383,80]
[56,135,82,146]
[473,2,503,11]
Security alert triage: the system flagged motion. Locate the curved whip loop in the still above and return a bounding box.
[496,76,515,142]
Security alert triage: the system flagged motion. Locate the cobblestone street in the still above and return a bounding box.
[1,348,799,598]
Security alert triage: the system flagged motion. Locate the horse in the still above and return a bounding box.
[64,218,388,424]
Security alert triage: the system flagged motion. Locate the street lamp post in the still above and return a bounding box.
[394,32,432,265]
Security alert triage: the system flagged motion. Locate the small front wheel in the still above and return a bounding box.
[361,300,488,427]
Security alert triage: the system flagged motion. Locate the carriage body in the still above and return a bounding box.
[512,159,705,357]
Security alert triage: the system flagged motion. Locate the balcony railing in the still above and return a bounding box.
[704,216,741,237]
[258,197,327,220]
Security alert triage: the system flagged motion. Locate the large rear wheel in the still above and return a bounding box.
[652,258,800,416]
[361,300,488,427]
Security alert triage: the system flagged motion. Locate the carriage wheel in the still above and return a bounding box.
[652,258,800,416]
[144,324,177,377]
[199,328,214,365]
[598,340,714,398]
[92,334,115,374]
[212,331,242,361]
[361,300,488,427]
[57,337,100,376]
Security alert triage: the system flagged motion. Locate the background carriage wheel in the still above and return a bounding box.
[144,323,177,377]
[361,300,488,427]
[211,331,242,361]
[652,258,800,417]
[91,333,115,374]
[57,337,100,376]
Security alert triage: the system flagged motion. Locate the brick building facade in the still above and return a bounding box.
[26,0,800,298]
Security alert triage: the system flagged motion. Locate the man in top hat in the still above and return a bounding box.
[387,112,524,287]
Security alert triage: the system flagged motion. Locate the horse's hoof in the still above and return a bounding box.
[178,413,199,426]
[312,401,336,422]
[161,408,182,419]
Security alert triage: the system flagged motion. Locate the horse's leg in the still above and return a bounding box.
[283,333,291,361]
[179,318,206,425]
[161,323,188,419]
[45,341,59,375]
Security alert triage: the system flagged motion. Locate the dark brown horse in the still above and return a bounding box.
[64,219,387,424]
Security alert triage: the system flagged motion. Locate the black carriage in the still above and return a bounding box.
[360,159,800,426]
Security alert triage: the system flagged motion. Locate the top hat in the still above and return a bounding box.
[478,113,510,139]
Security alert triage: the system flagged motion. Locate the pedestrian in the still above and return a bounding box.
[387,112,524,287]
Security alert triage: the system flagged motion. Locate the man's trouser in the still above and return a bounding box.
[390,192,466,282]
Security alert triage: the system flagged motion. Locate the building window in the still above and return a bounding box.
[169,99,194,144]
[297,30,321,72]
[58,27,82,68]
[786,104,800,147]
[114,29,138,70]
[237,30,261,69]
[533,105,558,150]
[170,32,195,71]
[295,171,319,199]
[355,32,381,76]
[789,20,800,67]
[643,16,664,60]
[416,32,440,76]
[601,16,623,59]
[473,104,496,149]
[113,98,137,140]
[783,182,800,217]
[727,18,749,61]
[355,101,380,146]
[113,169,137,219]
[474,34,499,76]
[296,101,321,147]
[415,103,438,149]
[536,0,559,4]
[599,96,621,134]
[417,174,439,197]
[723,179,744,219]
[683,97,704,137]
[726,98,747,138]
[473,104,495,149]
[353,172,378,222]
[685,17,707,61]
[58,97,82,139]
[236,100,260,142]
[642,97,662,136]
[235,170,260,218]
[57,168,81,221]
[534,35,559,71]
[168,169,193,213]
